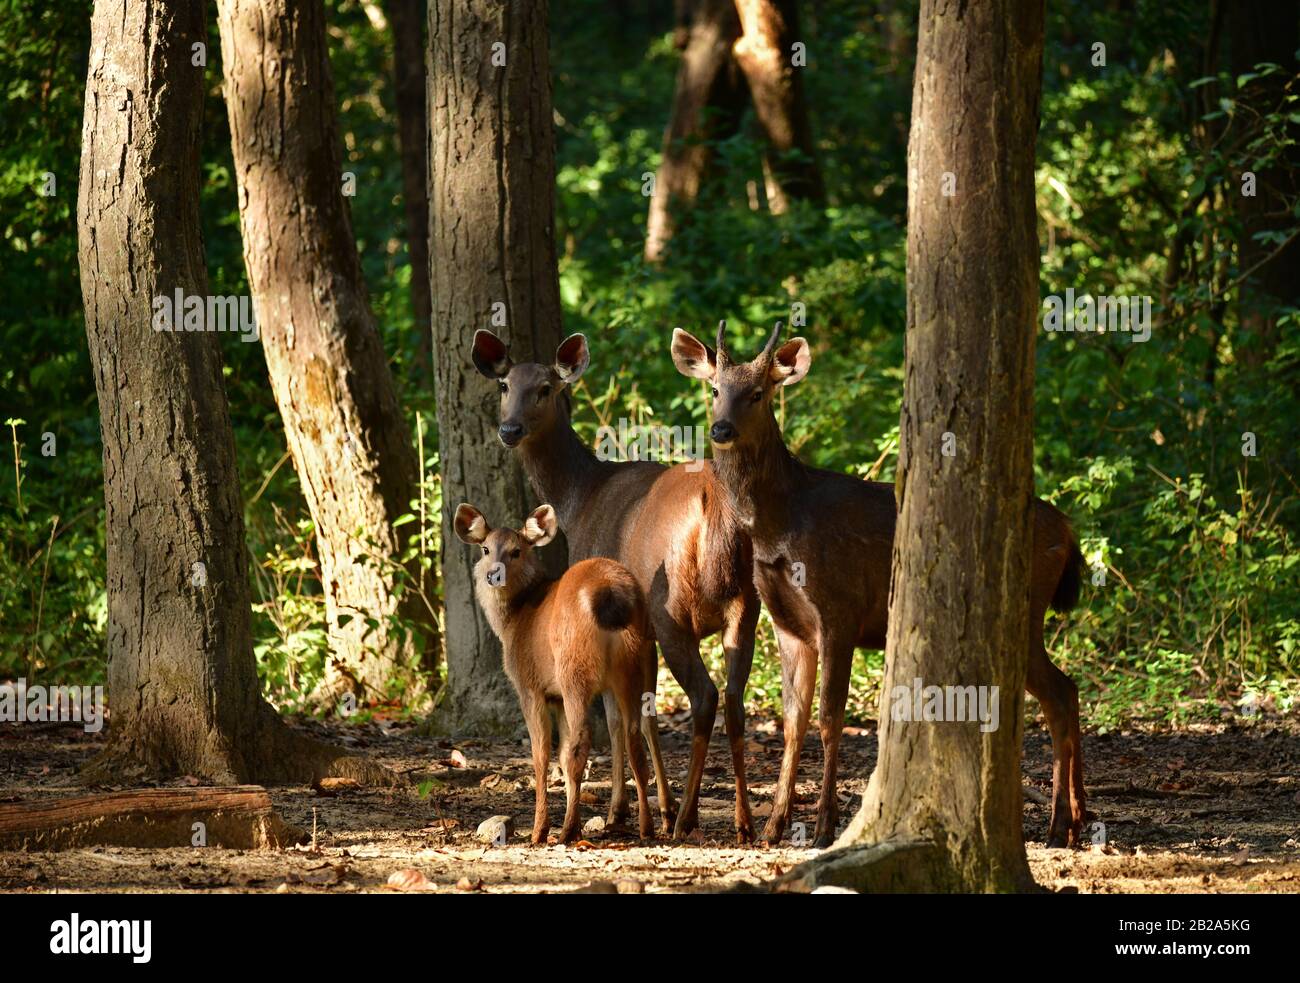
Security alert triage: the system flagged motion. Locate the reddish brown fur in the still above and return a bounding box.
[455,503,667,844]
[673,322,1088,849]
[472,330,762,841]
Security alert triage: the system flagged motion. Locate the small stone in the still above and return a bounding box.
[810,885,858,894]
[476,814,514,844]
[583,816,606,836]
[615,879,644,894]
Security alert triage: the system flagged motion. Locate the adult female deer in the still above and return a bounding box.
[454,503,666,844]
[671,322,1087,848]
[472,330,761,842]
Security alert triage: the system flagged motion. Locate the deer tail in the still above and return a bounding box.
[590,577,642,633]
[1051,530,1084,613]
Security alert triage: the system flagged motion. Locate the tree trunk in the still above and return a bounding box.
[732,0,824,212]
[427,0,567,734]
[217,0,439,709]
[1229,1,1300,369]
[644,0,748,262]
[778,0,1044,894]
[386,0,434,374]
[77,0,389,787]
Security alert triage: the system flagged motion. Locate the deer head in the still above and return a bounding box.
[671,321,810,450]
[453,503,558,592]
[472,330,589,448]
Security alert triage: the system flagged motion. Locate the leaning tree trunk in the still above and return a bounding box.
[732,0,824,212]
[644,0,748,262]
[217,0,438,710]
[77,0,387,786]
[385,0,434,375]
[779,0,1044,894]
[427,0,567,734]
[1229,0,1300,370]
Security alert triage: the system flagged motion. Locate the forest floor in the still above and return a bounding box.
[1,709,1298,894]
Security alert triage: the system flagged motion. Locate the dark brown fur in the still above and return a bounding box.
[673,322,1089,849]
[472,330,762,841]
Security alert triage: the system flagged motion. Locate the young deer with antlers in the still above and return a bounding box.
[472,330,761,842]
[454,503,667,844]
[672,322,1087,849]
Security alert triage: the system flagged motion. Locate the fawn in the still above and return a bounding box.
[454,502,665,844]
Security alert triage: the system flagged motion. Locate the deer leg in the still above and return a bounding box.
[762,629,817,846]
[722,588,760,843]
[1027,637,1086,848]
[812,636,853,849]
[601,691,631,827]
[558,693,592,844]
[614,682,655,840]
[638,638,677,834]
[656,622,717,840]
[519,691,552,846]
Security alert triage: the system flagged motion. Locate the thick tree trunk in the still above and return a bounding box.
[779,0,1044,894]
[386,0,434,374]
[427,0,567,734]
[77,0,389,787]
[217,0,438,709]
[1229,1,1300,369]
[732,0,824,212]
[644,0,748,262]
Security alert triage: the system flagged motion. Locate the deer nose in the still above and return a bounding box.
[498,423,525,447]
[710,421,737,446]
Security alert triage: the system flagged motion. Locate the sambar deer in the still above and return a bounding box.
[472,330,762,841]
[454,503,667,844]
[672,322,1087,848]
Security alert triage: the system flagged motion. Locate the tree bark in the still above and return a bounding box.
[1229,1,1300,369]
[386,0,434,374]
[779,0,1044,893]
[644,0,748,262]
[427,0,567,734]
[77,0,390,787]
[217,0,438,709]
[732,0,824,212]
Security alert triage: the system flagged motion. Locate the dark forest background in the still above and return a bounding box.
[2,0,1297,727]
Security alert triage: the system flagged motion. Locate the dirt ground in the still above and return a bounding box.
[2,708,1298,894]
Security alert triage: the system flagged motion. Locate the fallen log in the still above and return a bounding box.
[0,786,306,851]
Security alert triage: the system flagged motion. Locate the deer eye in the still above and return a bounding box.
[510,548,521,558]
[750,389,763,404]
[538,384,551,399]
[498,381,508,393]
[481,546,489,555]
[710,386,719,399]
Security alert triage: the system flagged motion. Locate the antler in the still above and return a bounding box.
[761,321,784,360]
[715,320,730,366]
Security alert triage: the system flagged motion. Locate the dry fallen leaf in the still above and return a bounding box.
[387,868,435,891]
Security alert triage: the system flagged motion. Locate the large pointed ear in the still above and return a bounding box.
[554,334,589,384]
[671,328,717,381]
[453,504,490,544]
[770,338,811,387]
[521,504,558,547]
[472,329,512,379]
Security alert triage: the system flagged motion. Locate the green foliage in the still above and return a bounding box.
[1,0,1296,729]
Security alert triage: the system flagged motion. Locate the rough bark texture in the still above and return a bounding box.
[77,0,391,787]
[0,787,304,851]
[386,0,434,373]
[428,0,567,734]
[732,0,824,211]
[783,0,1045,893]
[644,0,748,262]
[1229,1,1300,369]
[218,0,438,708]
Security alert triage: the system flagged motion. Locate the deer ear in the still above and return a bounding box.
[522,504,558,547]
[453,504,490,545]
[770,338,811,387]
[554,334,589,384]
[472,330,512,379]
[671,329,716,381]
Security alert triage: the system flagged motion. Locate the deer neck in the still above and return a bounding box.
[712,411,803,540]
[474,562,551,647]
[516,397,601,529]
